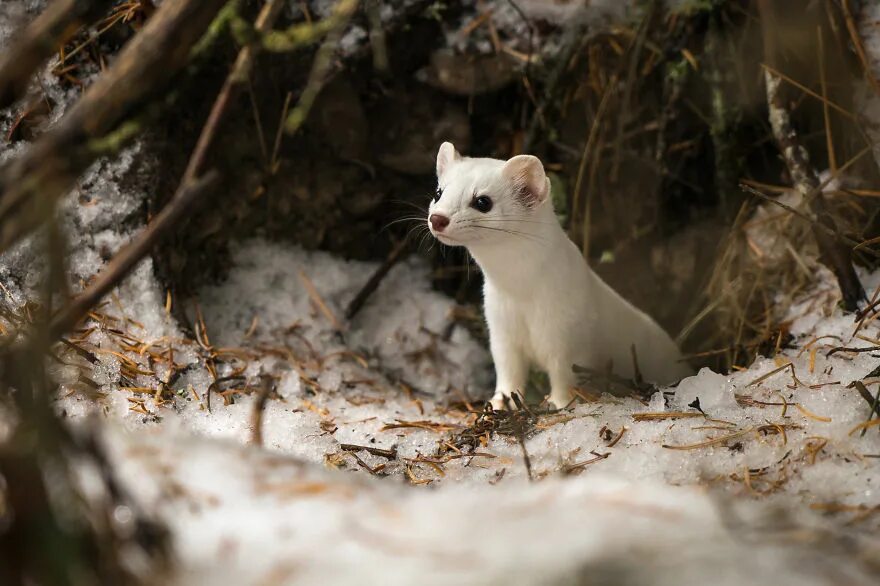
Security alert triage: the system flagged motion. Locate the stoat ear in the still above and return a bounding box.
[436,142,461,178]
[502,155,550,207]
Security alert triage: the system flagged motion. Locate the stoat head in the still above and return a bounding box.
[427,142,551,248]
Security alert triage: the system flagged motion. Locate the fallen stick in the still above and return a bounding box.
[340,443,398,459]
[345,238,408,320]
[251,375,274,447]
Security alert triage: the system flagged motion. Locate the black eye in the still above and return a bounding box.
[434,186,442,203]
[470,195,493,213]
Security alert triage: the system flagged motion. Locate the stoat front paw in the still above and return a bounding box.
[547,391,572,410]
[490,391,524,411]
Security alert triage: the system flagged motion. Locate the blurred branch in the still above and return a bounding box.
[1,335,169,584]
[0,0,228,255]
[758,0,865,311]
[0,0,115,109]
[54,0,294,337]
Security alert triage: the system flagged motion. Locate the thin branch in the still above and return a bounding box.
[50,171,219,337]
[345,238,408,320]
[181,0,286,186]
[261,0,358,53]
[738,184,880,259]
[283,0,359,133]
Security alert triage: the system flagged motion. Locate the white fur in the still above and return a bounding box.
[428,143,692,409]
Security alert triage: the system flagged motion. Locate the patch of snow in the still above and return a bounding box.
[100,423,879,586]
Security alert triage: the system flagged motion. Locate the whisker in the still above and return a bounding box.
[460,218,555,225]
[382,215,427,232]
[416,228,434,252]
[388,199,430,213]
[465,224,546,243]
[404,224,427,243]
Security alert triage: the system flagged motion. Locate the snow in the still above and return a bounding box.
[104,425,878,586]
[36,231,880,584]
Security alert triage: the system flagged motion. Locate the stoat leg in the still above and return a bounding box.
[548,363,576,410]
[488,336,527,411]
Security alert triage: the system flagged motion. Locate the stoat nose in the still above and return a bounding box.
[429,214,450,232]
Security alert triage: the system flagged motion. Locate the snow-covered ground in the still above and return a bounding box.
[33,233,880,585]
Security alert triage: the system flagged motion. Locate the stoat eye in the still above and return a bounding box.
[470,195,493,213]
[434,186,442,203]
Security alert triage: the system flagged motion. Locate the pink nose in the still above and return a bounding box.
[430,214,450,232]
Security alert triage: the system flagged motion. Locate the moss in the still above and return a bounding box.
[189,0,242,59]
[88,119,143,157]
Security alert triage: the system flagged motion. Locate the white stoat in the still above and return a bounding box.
[427,142,692,409]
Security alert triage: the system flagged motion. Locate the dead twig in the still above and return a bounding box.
[340,443,398,459]
[825,346,880,358]
[345,238,408,320]
[298,270,344,332]
[847,380,880,437]
[562,450,610,475]
[251,375,275,446]
[739,184,880,259]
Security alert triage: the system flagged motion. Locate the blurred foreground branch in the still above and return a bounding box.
[0,0,228,254]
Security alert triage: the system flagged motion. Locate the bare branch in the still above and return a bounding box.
[0,0,228,254]
[50,171,218,337]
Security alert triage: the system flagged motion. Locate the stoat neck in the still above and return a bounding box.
[466,203,569,293]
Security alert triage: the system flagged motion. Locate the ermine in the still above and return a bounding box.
[427,142,692,409]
